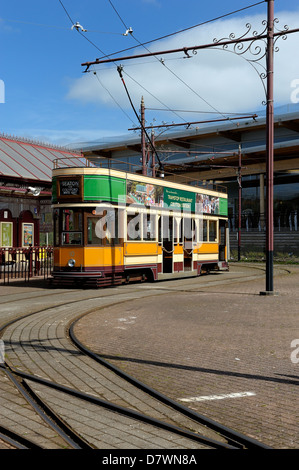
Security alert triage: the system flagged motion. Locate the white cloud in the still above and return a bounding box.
[67,10,299,119]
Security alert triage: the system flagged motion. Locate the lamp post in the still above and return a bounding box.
[264,0,275,294]
[237,145,242,262]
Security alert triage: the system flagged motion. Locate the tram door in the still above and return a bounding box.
[183,217,193,271]
[161,215,173,273]
[219,219,227,261]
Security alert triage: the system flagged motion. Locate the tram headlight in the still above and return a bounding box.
[68,258,76,268]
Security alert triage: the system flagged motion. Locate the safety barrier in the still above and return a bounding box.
[0,246,53,285]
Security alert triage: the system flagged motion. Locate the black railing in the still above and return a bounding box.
[0,246,53,285]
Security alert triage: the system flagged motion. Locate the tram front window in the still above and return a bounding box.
[61,209,82,246]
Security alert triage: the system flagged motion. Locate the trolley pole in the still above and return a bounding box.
[141,96,146,175]
[263,0,275,294]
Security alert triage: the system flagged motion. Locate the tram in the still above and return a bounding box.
[51,161,229,287]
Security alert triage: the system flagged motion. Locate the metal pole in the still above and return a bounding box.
[141,96,146,175]
[82,27,299,68]
[151,129,156,177]
[238,145,242,261]
[264,0,275,293]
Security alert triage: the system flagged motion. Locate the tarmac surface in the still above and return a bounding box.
[0,262,298,449]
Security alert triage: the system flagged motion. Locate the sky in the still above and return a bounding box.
[1,0,299,147]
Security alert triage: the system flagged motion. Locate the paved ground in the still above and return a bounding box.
[74,263,299,449]
[0,262,298,449]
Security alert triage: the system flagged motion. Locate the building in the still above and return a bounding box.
[0,134,82,248]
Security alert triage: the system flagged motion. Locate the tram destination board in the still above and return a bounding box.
[57,176,83,201]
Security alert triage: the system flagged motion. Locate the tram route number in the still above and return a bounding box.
[102,453,197,467]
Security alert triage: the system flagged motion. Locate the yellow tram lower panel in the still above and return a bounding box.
[54,246,124,268]
[124,242,160,256]
[54,243,220,268]
[195,242,219,254]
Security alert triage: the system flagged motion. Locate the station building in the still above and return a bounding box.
[0,134,82,248]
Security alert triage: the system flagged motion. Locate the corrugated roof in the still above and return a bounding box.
[0,135,83,182]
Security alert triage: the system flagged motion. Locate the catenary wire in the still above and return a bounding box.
[105,0,248,127]
[1,18,124,34]
[58,1,267,148]
[92,68,137,127]
[57,0,188,126]
[97,1,266,60]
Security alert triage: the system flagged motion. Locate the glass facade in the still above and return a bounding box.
[225,173,299,232]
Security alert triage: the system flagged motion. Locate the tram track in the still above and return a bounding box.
[1,365,93,449]
[0,277,273,450]
[0,262,291,309]
[0,299,231,449]
[1,363,235,450]
[69,317,270,450]
[0,424,43,449]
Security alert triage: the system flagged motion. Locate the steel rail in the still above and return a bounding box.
[1,362,235,449]
[2,365,93,449]
[0,425,43,449]
[0,280,275,449]
[69,318,271,450]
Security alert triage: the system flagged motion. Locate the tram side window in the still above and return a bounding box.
[183,217,195,242]
[158,216,162,243]
[199,219,208,242]
[173,218,179,244]
[87,210,119,245]
[143,213,156,240]
[209,220,217,242]
[183,217,196,249]
[61,209,82,245]
[127,212,141,240]
[174,218,182,244]
[54,210,60,246]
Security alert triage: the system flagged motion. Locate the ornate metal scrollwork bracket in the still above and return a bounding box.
[212,19,289,103]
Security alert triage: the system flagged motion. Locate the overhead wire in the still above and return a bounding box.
[117,65,163,170]
[105,0,257,129]
[104,0,189,125]
[57,1,190,134]
[91,67,137,127]
[96,1,266,60]
[1,17,127,34]
[58,0,165,169]
[58,0,140,128]
[58,0,266,169]
[58,0,265,127]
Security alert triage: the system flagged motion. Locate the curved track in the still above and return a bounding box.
[0,266,273,449]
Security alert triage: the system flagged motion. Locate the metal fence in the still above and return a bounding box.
[0,246,53,285]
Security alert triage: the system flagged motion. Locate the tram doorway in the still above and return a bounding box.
[219,219,227,261]
[183,217,194,272]
[161,215,173,274]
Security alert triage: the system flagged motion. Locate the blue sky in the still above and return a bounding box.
[1,0,299,146]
